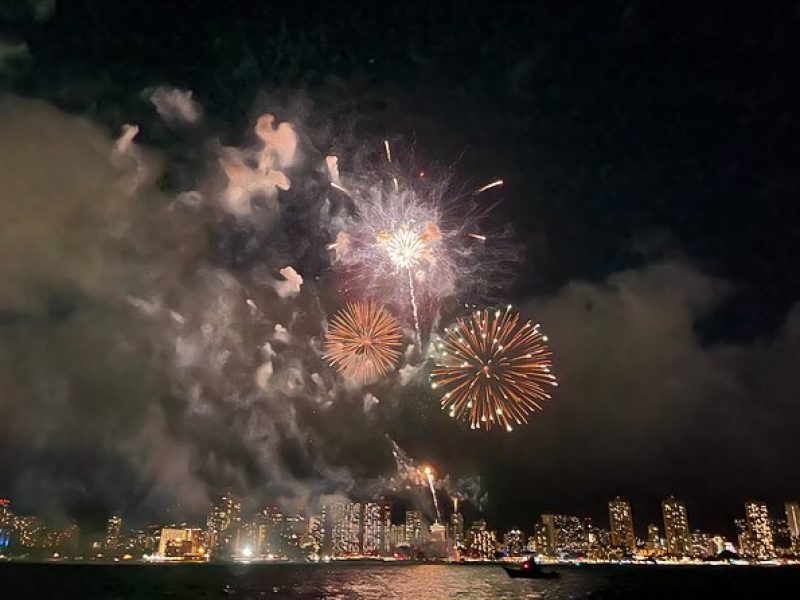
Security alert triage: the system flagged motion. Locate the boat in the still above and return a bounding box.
[503,557,559,579]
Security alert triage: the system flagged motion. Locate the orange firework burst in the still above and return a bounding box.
[324,300,404,384]
[430,306,558,432]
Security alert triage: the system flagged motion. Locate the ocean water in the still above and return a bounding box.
[1,562,799,599]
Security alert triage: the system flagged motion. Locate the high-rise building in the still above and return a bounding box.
[362,503,383,556]
[539,514,556,554]
[206,491,242,558]
[552,515,589,553]
[530,522,551,555]
[330,503,361,557]
[743,501,775,560]
[105,515,122,551]
[467,520,495,559]
[608,498,635,555]
[788,502,800,556]
[303,515,324,558]
[254,506,286,556]
[645,524,663,556]
[390,523,407,549]
[427,520,449,559]
[690,531,712,559]
[379,500,392,555]
[786,502,800,540]
[127,525,161,555]
[503,529,525,556]
[14,516,41,548]
[661,497,690,558]
[449,511,464,550]
[238,520,259,557]
[405,510,422,544]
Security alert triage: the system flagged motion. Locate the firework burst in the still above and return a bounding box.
[327,147,513,346]
[324,299,404,384]
[430,306,557,432]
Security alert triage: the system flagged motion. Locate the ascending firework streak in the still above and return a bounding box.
[423,466,441,522]
[430,305,558,432]
[324,300,404,384]
[378,224,431,350]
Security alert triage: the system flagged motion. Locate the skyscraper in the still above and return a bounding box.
[303,514,324,558]
[608,498,635,555]
[362,502,383,556]
[330,502,361,557]
[503,529,525,555]
[539,514,556,555]
[467,520,495,560]
[379,500,392,555]
[429,521,448,558]
[405,510,422,544]
[357,500,391,555]
[449,511,464,550]
[744,501,775,560]
[390,523,407,549]
[786,502,800,540]
[530,522,551,555]
[661,497,690,558]
[787,502,800,556]
[553,515,589,553]
[645,524,663,556]
[206,491,242,558]
[105,515,122,551]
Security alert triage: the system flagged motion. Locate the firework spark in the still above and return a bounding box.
[324,300,404,384]
[430,306,558,432]
[474,179,504,195]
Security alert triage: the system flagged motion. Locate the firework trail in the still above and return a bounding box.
[323,299,404,385]
[407,269,421,350]
[430,305,558,431]
[474,179,504,195]
[424,466,441,522]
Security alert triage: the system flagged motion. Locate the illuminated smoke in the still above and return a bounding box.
[273,266,304,299]
[148,86,203,125]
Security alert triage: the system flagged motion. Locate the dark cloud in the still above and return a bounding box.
[476,262,800,534]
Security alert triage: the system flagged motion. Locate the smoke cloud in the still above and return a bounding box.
[147,86,203,126]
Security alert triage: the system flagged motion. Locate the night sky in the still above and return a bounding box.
[2,1,800,539]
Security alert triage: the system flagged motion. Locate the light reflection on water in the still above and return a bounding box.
[3,562,800,599]
[304,564,559,599]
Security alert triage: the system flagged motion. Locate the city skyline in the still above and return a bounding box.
[4,491,800,563]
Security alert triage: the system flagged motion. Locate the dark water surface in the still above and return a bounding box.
[1,562,799,599]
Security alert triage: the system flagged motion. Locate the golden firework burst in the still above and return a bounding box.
[324,300,404,384]
[431,306,558,432]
